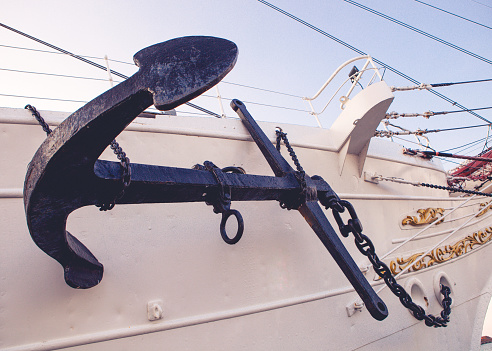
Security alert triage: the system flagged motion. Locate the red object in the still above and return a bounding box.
[450,149,492,181]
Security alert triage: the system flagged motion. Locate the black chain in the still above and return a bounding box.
[25,104,52,135]
[97,140,131,211]
[420,182,492,197]
[329,199,452,327]
[275,128,308,210]
[25,104,131,211]
[274,127,452,326]
[276,128,304,175]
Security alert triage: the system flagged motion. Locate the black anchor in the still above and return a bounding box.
[24,36,388,321]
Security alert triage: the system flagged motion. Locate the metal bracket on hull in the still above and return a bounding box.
[24,37,388,321]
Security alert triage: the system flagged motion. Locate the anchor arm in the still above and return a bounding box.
[24,37,238,288]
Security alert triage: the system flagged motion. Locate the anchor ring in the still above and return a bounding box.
[220,209,244,245]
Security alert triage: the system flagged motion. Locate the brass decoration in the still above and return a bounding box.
[402,208,445,226]
[390,226,492,274]
[476,201,492,218]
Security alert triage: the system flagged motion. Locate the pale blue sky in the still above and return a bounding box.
[2,0,492,337]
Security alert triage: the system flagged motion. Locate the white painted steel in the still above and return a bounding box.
[1,80,491,351]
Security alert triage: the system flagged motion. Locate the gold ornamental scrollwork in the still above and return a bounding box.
[476,201,492,218]
[402,208,445,226]
[389,226,492,275]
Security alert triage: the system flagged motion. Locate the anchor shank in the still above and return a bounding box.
[231,99,294,176]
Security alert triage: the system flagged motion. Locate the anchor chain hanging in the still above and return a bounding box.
[25,104,52,135]
[275,128,307,210]
[326,199,452,327]
[97,140,132,211]
[275,126,452,327]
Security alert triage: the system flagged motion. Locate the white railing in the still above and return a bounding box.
[302,56,383,127]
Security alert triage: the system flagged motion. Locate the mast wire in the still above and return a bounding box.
[344,0,492,66]
[386,106,492,119]
[414,0,492,31]
[0,44,303,99]
[257,0,491,124]
[0,44,134,65]
[431,78,492,87]
[0,22,221,118]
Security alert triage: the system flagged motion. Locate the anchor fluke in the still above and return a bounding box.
[24,36,238,288]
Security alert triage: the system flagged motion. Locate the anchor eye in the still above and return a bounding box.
[220,209,244,245]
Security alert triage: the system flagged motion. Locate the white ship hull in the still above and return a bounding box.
[1,81,491,350]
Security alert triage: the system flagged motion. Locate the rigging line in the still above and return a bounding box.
[200,93,310,112]
[471,0,492,9]
[407,148,492,162]
[0,66,302,105]
[378,123,490,137]
[0,67,121,82]
[414,0,492,31]
[1,44,304,99]
[0,23,127,79]
[344,0,492,66]
[0,44,134,65]
[0,22,219,118]
[0,93,87,103]
[435,124,490,132]
[431,78,492,87]
[386,106,492,118]
[392,135,435,148]
[257,0,491,124]
[452,143,492,160]
[0,92,212,117]
[220,81,303,98]
[432,106,492,115]
[441,136,492,152]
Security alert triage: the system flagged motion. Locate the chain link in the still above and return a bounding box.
[329,200,452,327]
[420,182,492,197]
[97,140,131,211]
[25,104,52,135]
[275,128,308,210]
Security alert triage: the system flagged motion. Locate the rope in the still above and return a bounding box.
[385,107,492,119]
[391,79,492,91]
[375,123,490,137]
